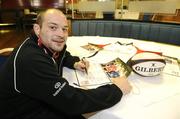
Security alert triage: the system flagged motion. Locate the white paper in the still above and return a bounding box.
[75,62,111,86]
[163,56,180,77]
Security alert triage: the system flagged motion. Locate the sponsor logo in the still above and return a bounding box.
[53,82,66,96]
[54,82,61,89]
[134,66,164,72]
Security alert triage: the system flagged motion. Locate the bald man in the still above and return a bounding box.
[0,9,131,119]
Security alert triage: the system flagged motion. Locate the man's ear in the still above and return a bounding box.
[33,24,40,36]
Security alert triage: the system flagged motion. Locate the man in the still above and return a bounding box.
[0,9,132,119]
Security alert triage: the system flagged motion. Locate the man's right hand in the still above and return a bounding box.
[111,76,132,95]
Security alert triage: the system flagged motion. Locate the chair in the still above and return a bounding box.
[115,9,139,20]
[121,11,140,20]
[141,13,154,21]
[95,11,103,19]
[0,48,14,67]
[22,9,37,30]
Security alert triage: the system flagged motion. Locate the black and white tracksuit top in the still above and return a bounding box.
[0,32,123,119]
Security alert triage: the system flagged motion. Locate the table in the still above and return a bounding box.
[65,36,180,119]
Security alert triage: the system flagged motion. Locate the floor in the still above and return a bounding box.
[0,26,31,47]
[0,26,31,56]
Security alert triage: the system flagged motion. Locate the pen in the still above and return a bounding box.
[73,83,80,87]
[81,57,88,75]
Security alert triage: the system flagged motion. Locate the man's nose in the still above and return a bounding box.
[57,28,65,36]
[59,28,64,36]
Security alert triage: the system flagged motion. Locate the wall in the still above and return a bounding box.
[75,1,115,12]
[67,0,179,14]
[129,0,179,13]
[176,0,180,9]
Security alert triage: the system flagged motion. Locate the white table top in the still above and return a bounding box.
[65,36,180,119]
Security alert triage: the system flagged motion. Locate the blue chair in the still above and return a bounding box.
[0,56,8,67]
[0,48,14,67]
[142,13,153,21]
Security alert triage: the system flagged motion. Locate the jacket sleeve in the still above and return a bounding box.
[17,48,123,115]
[63,51,80,69]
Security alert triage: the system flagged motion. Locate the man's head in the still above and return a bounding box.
[33,9,68,52]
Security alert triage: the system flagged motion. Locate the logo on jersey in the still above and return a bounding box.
[53,82,66,96]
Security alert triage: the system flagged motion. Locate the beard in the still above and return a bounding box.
[49,39,66,52]
[40,34,67,52]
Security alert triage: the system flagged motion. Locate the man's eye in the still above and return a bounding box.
[50,26,57,30]
[62,28,68,32]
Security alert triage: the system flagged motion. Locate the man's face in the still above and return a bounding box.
[37,10,68,52]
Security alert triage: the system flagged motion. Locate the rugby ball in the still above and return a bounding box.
[127,52,166,77]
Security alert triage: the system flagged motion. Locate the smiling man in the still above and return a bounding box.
[0,9,132,119]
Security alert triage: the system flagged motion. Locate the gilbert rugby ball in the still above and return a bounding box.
[127,52,166,77]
